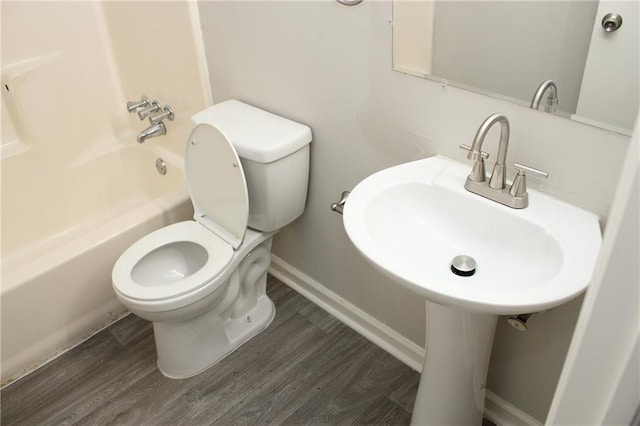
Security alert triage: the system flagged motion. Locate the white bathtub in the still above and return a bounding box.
[1,144,193,386]
[1,0,211,387]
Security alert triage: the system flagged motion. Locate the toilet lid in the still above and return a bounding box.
[185,123,249,249]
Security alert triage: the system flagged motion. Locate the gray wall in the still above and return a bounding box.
[432,1,597,114]
[197,1,630,422]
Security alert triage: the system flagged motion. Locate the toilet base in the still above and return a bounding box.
[154,295,275,379]
[151,236,275,379]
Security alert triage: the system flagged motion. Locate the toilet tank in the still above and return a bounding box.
[191,100,312,232]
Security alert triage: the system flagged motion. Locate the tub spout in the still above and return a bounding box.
[137,121,166,143]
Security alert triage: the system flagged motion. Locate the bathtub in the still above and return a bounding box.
[1,143,193,386]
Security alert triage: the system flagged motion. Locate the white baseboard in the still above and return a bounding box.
[269,255,543,426]
[269,255,425,372]
[485,390,544,426]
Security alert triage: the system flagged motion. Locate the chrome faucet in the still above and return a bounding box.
[126,95,150,113]
[530,80,558,112]
[467,113,509,190]
[137,100,161,120]
[461,113,548,209]
[149,105,174,124]
[137,121,166,143]
[126,96,174,143]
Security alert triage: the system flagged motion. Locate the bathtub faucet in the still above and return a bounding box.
[137,100,161,120]
[126,95,150,113]
[127,95,174,143]
[137,121,166,143]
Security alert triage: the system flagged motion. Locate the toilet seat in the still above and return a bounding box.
[112,221,233,302]
[113,122,251,304]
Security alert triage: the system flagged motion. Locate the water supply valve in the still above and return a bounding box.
[507,313,532,331]
[126,95,150,113]
[149,106,175,124]
[137,100,161,120]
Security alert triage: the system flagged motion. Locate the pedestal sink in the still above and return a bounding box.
[342,156,601,425]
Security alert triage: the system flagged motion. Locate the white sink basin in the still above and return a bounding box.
[343,156,602,315]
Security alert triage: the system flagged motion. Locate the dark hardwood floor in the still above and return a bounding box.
[1,276,421,425]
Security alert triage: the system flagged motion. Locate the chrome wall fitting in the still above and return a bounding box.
[137,100,161,120]
[330,191,350,214]
[601,12,623,32]
[149,106,175,124]
[128,96,175,143]
[137,121,166,143]
[126,95,150,113]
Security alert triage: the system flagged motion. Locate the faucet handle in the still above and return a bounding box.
[513,163,549,179]
[137,100,161,120]
[149,105,175,124]
[126,95,150,113]
[510,163,549,197]
[459,144,489,160]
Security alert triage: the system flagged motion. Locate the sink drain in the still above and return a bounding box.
[451,255,476,277]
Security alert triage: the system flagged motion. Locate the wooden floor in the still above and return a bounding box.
[1,276,422,425]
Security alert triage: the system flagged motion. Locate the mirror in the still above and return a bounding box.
[393,0,639,135]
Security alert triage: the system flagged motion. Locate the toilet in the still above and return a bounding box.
[112,100,311,379]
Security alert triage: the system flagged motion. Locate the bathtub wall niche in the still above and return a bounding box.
[1,1,209,385]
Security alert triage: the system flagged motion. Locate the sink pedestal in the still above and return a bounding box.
[411,301,498,425]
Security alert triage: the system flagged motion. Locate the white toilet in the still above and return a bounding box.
[112,100,311,378]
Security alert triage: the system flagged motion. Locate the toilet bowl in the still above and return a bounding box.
[112,100,311,378]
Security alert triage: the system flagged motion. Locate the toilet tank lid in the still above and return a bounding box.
[191,100,312,163]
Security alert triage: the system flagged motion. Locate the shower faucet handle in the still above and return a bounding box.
[137,100,162,120]
[126,95,150,113]
[149,105,175,124]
